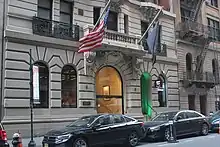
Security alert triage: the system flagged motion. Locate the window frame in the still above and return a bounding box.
[33,62,49,108]
[37,0,52,20]
[61,65,77,108]
[107,10,118,31]
[92,115,114,127]
[210,0,218,7]
[112,115,126,124]
[60,0,73,24]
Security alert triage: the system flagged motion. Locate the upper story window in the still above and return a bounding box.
[60,0,73,24]
[207,18,220,41]
[141,21,149,50]
[37,0,52,20]
[211,0,218,7]
[107,11,118,31]
[93,7,101,25]
[124,14,128,34]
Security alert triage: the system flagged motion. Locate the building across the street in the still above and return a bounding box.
[1,0,179,137]
[172,0,220,116]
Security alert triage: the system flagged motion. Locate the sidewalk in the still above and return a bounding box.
[8,137,43,147]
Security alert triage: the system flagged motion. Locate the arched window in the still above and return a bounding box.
[33,62,49,108]
[155,75,167,107]
[186,53,192,79]
[61,65,77,108]
[212,59,219,80]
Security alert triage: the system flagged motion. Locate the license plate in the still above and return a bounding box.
[44,143,48,147]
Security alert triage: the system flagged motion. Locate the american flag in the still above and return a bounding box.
[78,7,110,53]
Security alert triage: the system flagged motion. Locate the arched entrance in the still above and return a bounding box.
[95,66,123,114]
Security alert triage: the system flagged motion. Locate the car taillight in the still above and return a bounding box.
[140,122,144,127]
[0,130,7,141]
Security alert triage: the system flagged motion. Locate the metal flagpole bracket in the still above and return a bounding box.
[138,6,164,44]
[92,0,111,31]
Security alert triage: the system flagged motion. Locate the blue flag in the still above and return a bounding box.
[146,21,160,54]
[146,21,160,65]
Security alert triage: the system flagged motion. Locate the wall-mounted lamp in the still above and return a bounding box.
[103,85,110,95]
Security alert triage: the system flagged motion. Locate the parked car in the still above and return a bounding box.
[143,110,209,141]
[0,123,9,147]
[209,110,220,132]
[42,114,146,147]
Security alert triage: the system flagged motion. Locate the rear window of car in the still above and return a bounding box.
[0,123,2,130]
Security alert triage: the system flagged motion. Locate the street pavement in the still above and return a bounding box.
[8,133,220,147]
[138,133,220,147]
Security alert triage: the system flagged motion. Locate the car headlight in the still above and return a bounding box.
[55,134,72,144]
[212,120,220,125]
[149,126,160,131]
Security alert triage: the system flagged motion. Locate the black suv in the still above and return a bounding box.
[0,123,9,147]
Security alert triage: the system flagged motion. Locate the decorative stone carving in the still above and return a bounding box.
[140,6,158,22]
[85,52,96,66]
[96,51,124,65]
[106,0,123,13]
[132,57,144,73]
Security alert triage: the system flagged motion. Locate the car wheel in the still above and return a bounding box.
[201,123,209,136]
[164,127,170,141]
[73,138,88,147]
[127,131,139,147]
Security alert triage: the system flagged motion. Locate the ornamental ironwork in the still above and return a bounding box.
[32,16,80,41]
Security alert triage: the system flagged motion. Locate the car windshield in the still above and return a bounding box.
[66,116,97,127]
[152,112,178,121]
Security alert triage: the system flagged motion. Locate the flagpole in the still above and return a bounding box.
[138,7,163,44]
[92,0,111,31]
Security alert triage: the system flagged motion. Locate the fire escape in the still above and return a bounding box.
[177,0,217,90]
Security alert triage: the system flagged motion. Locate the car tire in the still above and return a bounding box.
[73,138,88,147]
[164,127,170,141]
[125,131,139,147]
[200,123,209,136]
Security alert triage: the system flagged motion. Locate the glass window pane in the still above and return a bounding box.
[38,0,51,8]
[38,8,51,19]
[33,62,49,108]
[61,65,77,108]
[113,115,125,124]
[60,13,71,24]
[60,0,72,13]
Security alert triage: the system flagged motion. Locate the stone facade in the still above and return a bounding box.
[1,0,178,138]
[173,0,220,115]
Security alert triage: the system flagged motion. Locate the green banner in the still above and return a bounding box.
[141,72,152,118]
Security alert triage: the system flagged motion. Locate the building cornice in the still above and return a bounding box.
[128,0,176,18]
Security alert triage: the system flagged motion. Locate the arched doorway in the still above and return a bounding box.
[96,66,123,114]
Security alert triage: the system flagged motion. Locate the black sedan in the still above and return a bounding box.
[42,114,146,147]
[209,110,220,132]
[143,110,209,141]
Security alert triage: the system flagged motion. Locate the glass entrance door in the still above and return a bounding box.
[95,66,123,114]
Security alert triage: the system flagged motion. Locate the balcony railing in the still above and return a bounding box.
[183,71,220,84]
[177,20,209,38]
[32,16,80,41]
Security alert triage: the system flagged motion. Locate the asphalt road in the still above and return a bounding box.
[138,133,220,147]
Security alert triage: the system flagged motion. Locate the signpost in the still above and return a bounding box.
[28,49,36,147]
